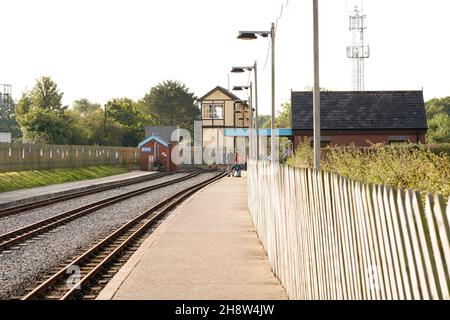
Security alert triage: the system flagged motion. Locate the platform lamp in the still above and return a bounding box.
[233,86,254,160]
[237,23,276,164]
[231,62,259,160]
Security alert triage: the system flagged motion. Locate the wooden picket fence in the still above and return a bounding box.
[0,143,140,172]
[248,160,450,300]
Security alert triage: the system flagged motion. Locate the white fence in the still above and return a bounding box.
[248,161,450,300]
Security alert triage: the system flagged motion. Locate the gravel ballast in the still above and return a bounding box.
[0,171,220,299]
[0,172,193,235]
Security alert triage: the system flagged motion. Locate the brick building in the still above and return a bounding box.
[291,91,428,148]
[138,135,178,172]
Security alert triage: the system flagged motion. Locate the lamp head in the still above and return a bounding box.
[237,32,257,40]
[233,86,250,91]
[231,67,245,73]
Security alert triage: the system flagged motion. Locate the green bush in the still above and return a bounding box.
[287,140,450,200]
[426,143,450,156]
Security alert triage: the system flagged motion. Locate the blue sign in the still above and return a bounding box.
[224,128,293,137]
[141,147,152,152]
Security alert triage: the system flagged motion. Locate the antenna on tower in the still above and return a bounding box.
[346,4,370,91]
[0,84,13,110]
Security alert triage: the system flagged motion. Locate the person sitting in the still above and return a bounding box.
[232,163,242,177]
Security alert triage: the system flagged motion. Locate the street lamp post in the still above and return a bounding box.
[231,61,259,160]
[313,0,321,169]
[237,24,276,164]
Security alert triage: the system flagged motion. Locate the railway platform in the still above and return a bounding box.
[0,170,155,209]
[97,173,288,300]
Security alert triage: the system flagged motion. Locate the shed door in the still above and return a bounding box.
[155,143,160,163]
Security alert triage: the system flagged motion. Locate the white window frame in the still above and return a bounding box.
[212,104,224,119]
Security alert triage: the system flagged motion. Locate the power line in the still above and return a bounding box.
[262,39,272,71]
[275,0,290,31]
[263,0,290,71]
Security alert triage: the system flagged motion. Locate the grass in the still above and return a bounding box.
[0,166,130,193]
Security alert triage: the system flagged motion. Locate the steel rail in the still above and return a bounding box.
[21,171,226,300]
[0,171,179,219]
[0,171,203,252]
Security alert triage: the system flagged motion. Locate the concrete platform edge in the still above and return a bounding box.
[96,178,223,300]
[0,171,155,209]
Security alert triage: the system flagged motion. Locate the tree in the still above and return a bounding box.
[425,96,450,119]
[275,102,291,128]
[81,110,124,146]
[0,94,21,139]
[426,96,450,143]
[29,76,65,112]
[104,98,149,146]
[17,107,75,144]
[427,113,450,143]
[261,102,291,128]
[257,115,270,128]
[140,80,199,134]
[16,77,74,144]
[72,99,101,117]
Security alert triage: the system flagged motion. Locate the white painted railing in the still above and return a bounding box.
[248,161,450,300]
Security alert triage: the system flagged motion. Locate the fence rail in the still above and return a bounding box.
[0,143,140,172]
[248,161,450,300]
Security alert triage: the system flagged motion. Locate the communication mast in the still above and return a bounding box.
[0,84,13,109]
[346,5,370,91]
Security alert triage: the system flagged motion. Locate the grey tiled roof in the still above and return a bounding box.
[291,91,428,130]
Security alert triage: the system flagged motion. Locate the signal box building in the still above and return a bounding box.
[199,86,250,163]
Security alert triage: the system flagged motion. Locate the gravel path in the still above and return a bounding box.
[0,172,194,235]
[0,171,220,299]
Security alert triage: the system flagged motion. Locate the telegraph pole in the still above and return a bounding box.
[313,0,321,169]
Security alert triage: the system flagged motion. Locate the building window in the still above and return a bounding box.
[203,103,224,119]
[388,136,409,145]
[212,104,224,119]
[389,141,408,145]
[203,104,213,119]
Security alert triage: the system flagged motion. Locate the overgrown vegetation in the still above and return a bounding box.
[0,166,129,192]
[287,139,450,200]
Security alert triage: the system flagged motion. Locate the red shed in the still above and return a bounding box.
[138,136,178,172]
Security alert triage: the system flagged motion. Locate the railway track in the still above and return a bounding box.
[0,171,180,219]
[20,171,226,300]
[0,171,205,253]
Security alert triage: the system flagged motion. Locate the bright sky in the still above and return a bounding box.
[1,0,449,115]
